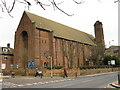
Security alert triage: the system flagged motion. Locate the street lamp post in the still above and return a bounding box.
[48,55,53,78]
[50,56,53,78]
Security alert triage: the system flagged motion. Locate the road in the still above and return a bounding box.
[15,72,118,88]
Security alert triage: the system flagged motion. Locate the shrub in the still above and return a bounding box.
[78,65,113,70]
[45,66,63,70]
[54,66,63,69]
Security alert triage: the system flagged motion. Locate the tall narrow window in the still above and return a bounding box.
[44,62,47,68]
[45,40,46,44]
[42,40,44,43]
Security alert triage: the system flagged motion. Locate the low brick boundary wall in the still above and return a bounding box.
[2,68,120,77]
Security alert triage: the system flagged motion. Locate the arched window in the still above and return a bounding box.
[19,31,28,69]
[44,62,47,68]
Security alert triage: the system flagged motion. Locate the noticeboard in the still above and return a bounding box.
[111,60,115,65]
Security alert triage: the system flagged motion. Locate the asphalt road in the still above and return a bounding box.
[16,72,118,88]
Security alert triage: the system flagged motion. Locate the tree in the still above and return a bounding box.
[103,55,112,65]
[103,55,120,65]
[0,0,109,17]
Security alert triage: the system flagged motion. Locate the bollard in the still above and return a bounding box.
[118,72,120,84]
[11,72,15,78]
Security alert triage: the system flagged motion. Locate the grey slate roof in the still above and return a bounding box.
[24,11,96,46]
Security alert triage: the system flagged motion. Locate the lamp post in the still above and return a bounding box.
[48,55,53,78]
[117,0,120,84]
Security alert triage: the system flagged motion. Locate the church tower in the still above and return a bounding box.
[94,21,105,64]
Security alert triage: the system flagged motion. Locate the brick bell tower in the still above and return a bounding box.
[94,21,105,64]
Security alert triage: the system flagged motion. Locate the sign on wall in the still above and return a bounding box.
[108,61,111,65]
[28,61,35,68]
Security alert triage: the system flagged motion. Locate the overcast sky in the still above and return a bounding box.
[0,0,118,48]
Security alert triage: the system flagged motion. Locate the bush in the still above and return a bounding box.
[78,65,113,70]
[45,66,63,70]
[53,66,63,69]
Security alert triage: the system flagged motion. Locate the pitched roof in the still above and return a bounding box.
[24,11,96,46]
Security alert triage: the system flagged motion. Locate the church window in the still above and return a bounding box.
[42,40,47,44]
[42,40,43,43]
[45,40,46,43]
[44,62,47,68]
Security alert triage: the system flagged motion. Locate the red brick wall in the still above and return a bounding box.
[53,38,95,68]
[2,68,119,76]
[1,55,13,70]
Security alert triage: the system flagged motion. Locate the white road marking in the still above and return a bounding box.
[17,84,24,87]
[26,84,33,86]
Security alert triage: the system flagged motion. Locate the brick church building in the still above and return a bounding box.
[13,11,105,69]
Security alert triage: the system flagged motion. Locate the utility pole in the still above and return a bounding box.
[0,49,3,82]
[118,0,120,84]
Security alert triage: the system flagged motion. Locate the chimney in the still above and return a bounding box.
[7,43,10,48]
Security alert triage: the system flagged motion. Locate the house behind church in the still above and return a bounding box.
[0,43,14,71]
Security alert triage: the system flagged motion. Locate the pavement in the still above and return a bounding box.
[1,72,120,88]
[2,76,75,88]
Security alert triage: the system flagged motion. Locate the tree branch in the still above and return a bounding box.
[49,0,74,16]
[24,0,31,10]
[1,0,13,17]
[34,0,50,10]
[0,4,4,12]
[8,0,16,13]
[73,0,85,4]
[97,0,101,3]
[16,0,27,4]
[114,0,120,3]
[0,0,106,18]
